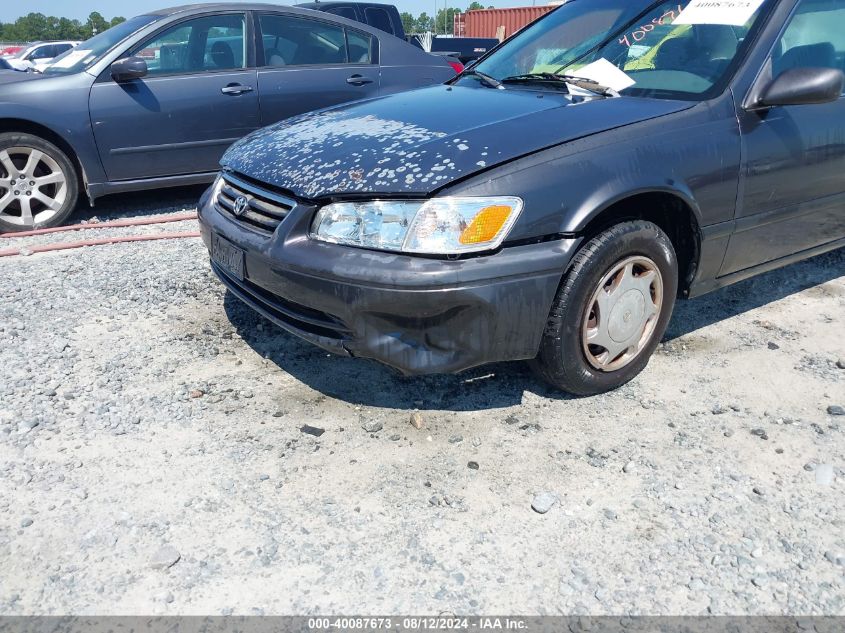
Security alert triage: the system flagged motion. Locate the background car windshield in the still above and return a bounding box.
[12,45,36,59]
[472,0,772,99]
[43,14,157,75]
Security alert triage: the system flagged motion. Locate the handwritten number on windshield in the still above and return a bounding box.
[617,4,684,47]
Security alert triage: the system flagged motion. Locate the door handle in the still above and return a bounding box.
[221,84,254,95]
[346,75,374,86]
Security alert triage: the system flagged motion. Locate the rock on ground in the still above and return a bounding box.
[531,492,557,514]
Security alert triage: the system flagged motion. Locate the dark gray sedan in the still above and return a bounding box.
[0,3,455,231]
[200,0,845,395]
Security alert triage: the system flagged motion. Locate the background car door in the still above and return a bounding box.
[89,12,260,182]
[722,0,845,275]
[255,13,380,126]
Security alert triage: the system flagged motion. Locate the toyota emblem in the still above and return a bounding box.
[233,196,249,217]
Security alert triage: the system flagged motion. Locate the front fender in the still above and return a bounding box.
[443,95,739,241]
[0,73,106,188]
[566,183,703,235]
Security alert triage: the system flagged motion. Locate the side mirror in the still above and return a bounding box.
[111,56,148,82]
[757,67,844,107]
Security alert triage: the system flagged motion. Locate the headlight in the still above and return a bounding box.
[310,196,523,255]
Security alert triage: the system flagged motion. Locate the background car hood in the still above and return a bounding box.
[222,85,692,199]
[0,71,44,85]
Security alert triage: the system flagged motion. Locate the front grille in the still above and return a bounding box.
[215,172,295,234]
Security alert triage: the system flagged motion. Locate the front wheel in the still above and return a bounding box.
[0,132,79,232]
[532,220,678,395]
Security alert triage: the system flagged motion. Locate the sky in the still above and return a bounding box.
[4,0,539,22]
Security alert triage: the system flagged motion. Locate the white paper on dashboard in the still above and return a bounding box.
[575,58,636,92]
[674,0,765,26]
[50,50,92,69]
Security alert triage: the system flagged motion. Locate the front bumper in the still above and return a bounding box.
[198,186,580,375]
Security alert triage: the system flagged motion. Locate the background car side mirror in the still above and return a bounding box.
[756,67,844,108]
[111,56,148,82]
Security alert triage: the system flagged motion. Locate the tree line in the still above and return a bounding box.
[401,2,492,35]
[0,3,494,43]
[0,12,126,43]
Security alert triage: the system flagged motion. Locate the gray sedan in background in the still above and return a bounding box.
[0,3,455,231]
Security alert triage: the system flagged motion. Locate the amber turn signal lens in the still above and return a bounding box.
[459,205,513,245]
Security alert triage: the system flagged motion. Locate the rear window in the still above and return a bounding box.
[364,7,395,35]
[326,6,359,21]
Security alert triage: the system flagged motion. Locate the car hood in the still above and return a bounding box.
[222,85,693,199]
[0,70,45,85]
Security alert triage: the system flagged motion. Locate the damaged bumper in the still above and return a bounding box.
[198,186,580,375]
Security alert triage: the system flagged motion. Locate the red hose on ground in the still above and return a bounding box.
[0,211,198,238]
[0,231,201,257]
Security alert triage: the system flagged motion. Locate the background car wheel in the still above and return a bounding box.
[0,132,79,232]
[531,220,678,395]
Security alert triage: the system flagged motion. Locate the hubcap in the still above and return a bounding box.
[0,146,67,228]
[581,255,663,372]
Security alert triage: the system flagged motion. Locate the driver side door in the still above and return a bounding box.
[89,12,260,182]
[721,0,845,274]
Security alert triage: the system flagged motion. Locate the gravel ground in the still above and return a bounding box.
[0,188,204,251]
[1,190,844,616]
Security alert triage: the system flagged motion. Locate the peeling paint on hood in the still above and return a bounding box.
[221,84,693,199]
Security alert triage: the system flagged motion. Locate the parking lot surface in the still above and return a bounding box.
[1,190,844,615]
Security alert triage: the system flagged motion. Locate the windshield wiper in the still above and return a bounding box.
[501,73,618,97]
[461,69,504,89]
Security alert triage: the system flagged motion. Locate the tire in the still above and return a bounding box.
[0,132,79,232]
[532,220,678,396]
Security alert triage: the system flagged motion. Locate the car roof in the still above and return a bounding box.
[142,3,401,37]
[145,3,315,16]
[296,1,396,7]
[26,40,78,46]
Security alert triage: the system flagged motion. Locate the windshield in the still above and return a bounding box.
[13,44,38,59]
[471,0,773,100]
[43,14,158,75]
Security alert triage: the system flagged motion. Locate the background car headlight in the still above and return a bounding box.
[310,196,523,255]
